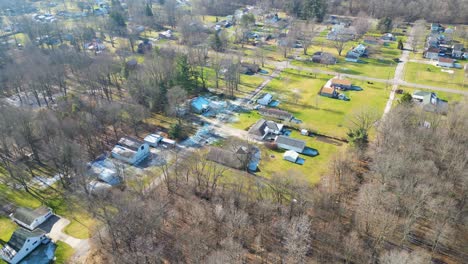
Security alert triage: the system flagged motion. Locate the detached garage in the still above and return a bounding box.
[283,150,299,163]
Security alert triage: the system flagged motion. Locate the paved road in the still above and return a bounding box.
[383,26,415,115]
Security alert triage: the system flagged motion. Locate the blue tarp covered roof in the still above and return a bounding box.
[191,97,210,112]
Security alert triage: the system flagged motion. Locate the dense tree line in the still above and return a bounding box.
[84,101,468,263]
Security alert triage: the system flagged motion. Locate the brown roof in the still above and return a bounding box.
[321,86,336,95]
[438,57,454,63]
[426,47,440,53]
[331,78,352,86]
[258,108,293,120]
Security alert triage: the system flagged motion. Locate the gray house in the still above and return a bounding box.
[10,207,53,231]
[0,228,48,264]
[275,136,306,153]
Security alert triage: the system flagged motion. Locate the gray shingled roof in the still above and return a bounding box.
[7,228,45,252]
[248,119,267,137]
[275,136,306,150]
[12,206,50,226]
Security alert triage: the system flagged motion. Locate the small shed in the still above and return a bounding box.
[283,150,299,163]
[257,93,273,106]
[191,97,211,114]
[144,134,163,147]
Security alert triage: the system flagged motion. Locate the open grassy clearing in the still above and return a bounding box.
[55,241,75,264]
[0,216,17,243]
[233,68,389,139]
[404,62,467,91]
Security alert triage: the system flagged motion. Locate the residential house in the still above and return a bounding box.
[312,52,337,64]
[248,119,283,140]
[331,78,352,90]
[0,228,48,264]
[320,78,350,101]
[137,40,152,54]
[191,97,211,114]
[10,207,53,231]
[240,63,260,75]
[207,145,260,172]
[258,108,293,121]
[88,158,121,186]
[126,59,138,70]
[412,91,448,114]
[283,150,299,163]
[327,24,356,41]
[412,91,436,101]
[275,135,306,153]
[257,93,273,106]
[159,30,174,39]
[319,86,338,98]
[364,36,382,45]
[424,47,440,59]
[111,137,150,165]
[345,53,359,62]
[352,44,368,56]
[144,134,163,147]
[452,44,464,58]
[431,23,445,33]
[381,33,396,41]
[438,57,455,68]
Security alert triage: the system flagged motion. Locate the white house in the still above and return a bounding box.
[144,134,163,147]
[275,135,306,153]
[283,150,299,163]
[111,137,150,165]
[437,57,455,68]
[248,119,283,140]
[257,93,273,106]
[424,47,440,60]
[10,207,53,231]
[0,228,48,264]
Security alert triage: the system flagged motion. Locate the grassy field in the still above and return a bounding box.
[55,241,75,264]
[233,69,389,139]
[259,130,346,184]
[0,216,16,243]
[404,62,467,91]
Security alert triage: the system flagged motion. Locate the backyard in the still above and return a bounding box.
[404,62,466,91]
[259,130,346,184]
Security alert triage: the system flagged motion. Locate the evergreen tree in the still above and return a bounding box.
[145,3,153,16]
[398,39,404,50]
[210,33,223,52]
[175,54,196,93]
[110,11,126,27]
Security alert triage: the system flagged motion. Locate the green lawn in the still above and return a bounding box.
[404,62,467,91]
[259,130,346,184]
[233,69,389,139]
[55,241,75,264]
[0,216,16,243]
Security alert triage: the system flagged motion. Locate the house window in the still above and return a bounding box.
[26,248,29,251]
[33,241,37,246]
